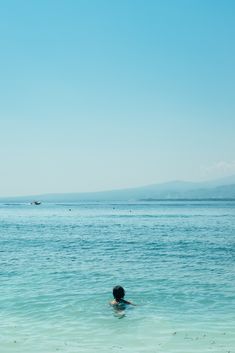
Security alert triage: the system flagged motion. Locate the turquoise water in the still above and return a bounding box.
[0,201,234,353]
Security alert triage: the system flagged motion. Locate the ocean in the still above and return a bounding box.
[0,201,234,353]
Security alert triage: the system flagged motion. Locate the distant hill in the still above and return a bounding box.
[1,175,235,202]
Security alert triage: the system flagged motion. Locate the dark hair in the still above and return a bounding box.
[113,285,125,301]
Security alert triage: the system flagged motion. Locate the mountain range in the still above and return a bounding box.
[1,175,235,202]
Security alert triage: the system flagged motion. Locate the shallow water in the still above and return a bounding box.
[0,201,234,352]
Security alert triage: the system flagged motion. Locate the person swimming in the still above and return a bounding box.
[110,285,135,310]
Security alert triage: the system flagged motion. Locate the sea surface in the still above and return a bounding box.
[0,201,234,353]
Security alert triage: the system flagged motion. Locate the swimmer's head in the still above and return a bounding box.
[113,285,125,301]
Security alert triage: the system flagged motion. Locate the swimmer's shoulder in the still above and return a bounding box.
[110,299,136,306]
[109,299,117,306]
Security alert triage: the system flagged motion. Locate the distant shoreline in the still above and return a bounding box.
[1,198,235,204]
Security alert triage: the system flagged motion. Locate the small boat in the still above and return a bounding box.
[30,201,41,205]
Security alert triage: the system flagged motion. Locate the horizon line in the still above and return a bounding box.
[0,174,235,200]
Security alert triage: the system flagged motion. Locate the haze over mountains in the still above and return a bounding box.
[1,175,235,202]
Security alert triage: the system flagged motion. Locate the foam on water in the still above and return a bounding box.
[0,201,234,352]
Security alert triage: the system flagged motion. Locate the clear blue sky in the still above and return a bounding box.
[0,0,234,196]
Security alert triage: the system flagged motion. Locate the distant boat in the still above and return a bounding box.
[30,201,41,205]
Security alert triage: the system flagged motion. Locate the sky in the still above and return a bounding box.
[0,0,235,197]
